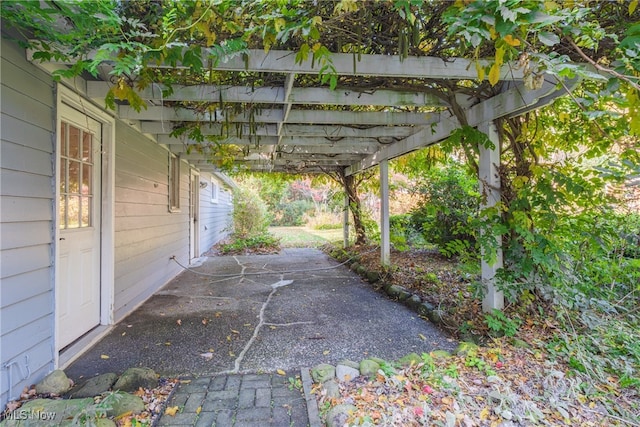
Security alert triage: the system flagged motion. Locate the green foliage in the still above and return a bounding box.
[218,233,280,255]
[274,199,314,226]
[72,391,124,426]
[409,163,480,255]
[389,214,411,251]
[484,309,521,338]
[231,186,271,239]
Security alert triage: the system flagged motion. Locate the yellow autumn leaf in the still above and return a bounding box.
[312,16,322,26]
[334,0,359,14]
[503,34,521,47]
[164,406,179,416]
[114,411,133,421]
[274,17,286,32]
[476,61,485,81]
[488,26,497,40]
[488,62,501,86]
[630,0,638,14]
[544,1,559,11]
[100,354,110,359]
[322,350,330,355]
[480,407,490,420]
[277,369,286,376]
[494,46,506,67]
[196,406,202,414]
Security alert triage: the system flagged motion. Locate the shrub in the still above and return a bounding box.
[272,199,314,226]
[409,165,479,253]
[219,233,280,254]
[231,186,271,239]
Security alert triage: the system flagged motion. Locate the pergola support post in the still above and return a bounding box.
[380,159,390,266]
[478,121,504,312]
[343,192,350,248]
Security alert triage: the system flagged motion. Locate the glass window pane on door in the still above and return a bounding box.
[60,121,94,229]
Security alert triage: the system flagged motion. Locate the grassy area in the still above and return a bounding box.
[269,226,345,247]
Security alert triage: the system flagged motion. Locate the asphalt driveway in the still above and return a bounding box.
[66,248,456,380]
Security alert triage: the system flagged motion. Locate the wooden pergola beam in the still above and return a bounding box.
[144,121,420,138]
[87,82,447,107]
[157,135,381,146]
[119,105,438,126]
[29,47,525,80]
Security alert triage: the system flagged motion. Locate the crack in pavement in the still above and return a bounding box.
[218,277,296,374]
[218,251,300,375]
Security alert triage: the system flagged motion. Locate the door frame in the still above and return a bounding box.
[54,85,116,360]
[189,169,200,261]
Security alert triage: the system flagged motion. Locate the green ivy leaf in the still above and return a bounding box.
[538,31,560,46]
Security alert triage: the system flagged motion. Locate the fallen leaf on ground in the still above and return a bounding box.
[164,406,179,416]
[100,354,109,359]
[277,369,286,376]
[176,319,182,326]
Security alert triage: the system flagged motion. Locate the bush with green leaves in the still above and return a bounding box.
[409,164,480,254]
[231,186,271,239]
[273,199,314,226]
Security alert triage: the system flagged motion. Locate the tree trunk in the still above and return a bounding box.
[326,169,368,246]
[343,173,367,245]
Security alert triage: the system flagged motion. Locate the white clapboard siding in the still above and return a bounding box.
[198,173,234,253]
[0,35,55,407]
[113,121,189,322]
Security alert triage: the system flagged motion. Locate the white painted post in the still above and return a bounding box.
[478,121,504,312]
[343,192,350,248]
[380,159,390,266]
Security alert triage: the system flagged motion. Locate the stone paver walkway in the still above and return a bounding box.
[158,371,311,427]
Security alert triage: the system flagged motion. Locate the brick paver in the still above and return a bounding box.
[158,372,310,427]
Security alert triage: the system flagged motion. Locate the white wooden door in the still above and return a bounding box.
[58,105,102,348]
[189,172,200,260]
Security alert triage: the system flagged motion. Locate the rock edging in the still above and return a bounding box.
[1,367,174,427]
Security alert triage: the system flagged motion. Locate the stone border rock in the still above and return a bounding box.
[1,367,173,427]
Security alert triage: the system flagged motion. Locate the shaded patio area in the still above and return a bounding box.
[65,248,456,380]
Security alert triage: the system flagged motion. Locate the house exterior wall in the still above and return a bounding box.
[199,172,234,253]
[0,36,56,407]
[0,36,235,408]
[113,121,192,322]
